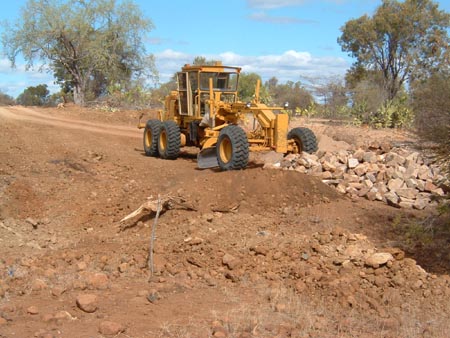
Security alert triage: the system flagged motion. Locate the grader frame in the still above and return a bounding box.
[139,62,317,170]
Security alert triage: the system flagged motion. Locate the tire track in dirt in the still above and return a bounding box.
[0,106,141,138]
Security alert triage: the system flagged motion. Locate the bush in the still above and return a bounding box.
[349,94,414,129]
[412,73,450,177]
[0,91,15,105]
[17,84,49,106]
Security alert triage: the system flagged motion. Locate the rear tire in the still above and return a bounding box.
[143,120,161,157]
[288,127,318,154]
[216,125,249,170]
[158,121,181,159]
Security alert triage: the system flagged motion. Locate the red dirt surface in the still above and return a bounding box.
[0,105,449,338]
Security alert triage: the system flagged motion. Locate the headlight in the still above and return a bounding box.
[284,102,289,109]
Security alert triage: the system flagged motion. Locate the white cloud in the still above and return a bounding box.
[248,11,316,24]
[247,0,350,9]
[154,49,348,85]
[247,0,309,9]
[0,57,57,97]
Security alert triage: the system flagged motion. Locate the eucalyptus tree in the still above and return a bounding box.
[338,0,450,101]
[2,0,155,106]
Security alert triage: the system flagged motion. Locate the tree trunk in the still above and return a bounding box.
[71,69,90,106]
[73,84,85,106]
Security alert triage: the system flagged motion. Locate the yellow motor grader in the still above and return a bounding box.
[139,62,317,170]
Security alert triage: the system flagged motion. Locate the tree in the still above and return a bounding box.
[2,0,155,106]
[192,56,218,66]
[267,79,313,111]
[338,0,450,102]
[238,73,272,104]
[17,84,50,106]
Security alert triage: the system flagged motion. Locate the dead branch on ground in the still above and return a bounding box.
[118,195,197,231]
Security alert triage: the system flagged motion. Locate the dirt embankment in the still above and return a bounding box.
[0,105,449,338]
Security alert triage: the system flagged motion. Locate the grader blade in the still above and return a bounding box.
[197,147,219,169]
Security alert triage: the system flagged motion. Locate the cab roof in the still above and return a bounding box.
[181,61,241,74]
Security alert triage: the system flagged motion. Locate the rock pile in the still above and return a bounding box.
[265,143,448,209]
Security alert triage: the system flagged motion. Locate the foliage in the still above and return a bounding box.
[192,56,218,66]
[266,78,313,111]
[238,73,271,103]
[412,72,450,176]
[16,84,49,106]
[338,0,450,102]
[349,94,414,129]
[2,0,156,106]
[0,91,15,105]
[295,102,318,119]
[104,80,156,109]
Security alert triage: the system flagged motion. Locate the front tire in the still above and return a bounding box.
[143,120,161,157]
[216,125,249,170]
[288,127,318,154]
[158,121,181,159]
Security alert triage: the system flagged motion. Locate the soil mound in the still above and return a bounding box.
[161,168,342,213]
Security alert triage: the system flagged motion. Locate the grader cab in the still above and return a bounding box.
[139,62,318,170]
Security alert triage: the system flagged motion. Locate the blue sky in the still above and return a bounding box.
[1,0,449,98]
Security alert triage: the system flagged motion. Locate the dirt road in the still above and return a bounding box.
[0,106,449,338]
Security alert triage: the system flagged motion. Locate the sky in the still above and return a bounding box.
[1,0,450,98]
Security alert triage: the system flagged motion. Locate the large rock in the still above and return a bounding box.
[363,151,378,163]
[414,197,430,210]
[384,191,400,207]
[365,253,394,268]
[347,157,359,169]
[322,161,336,172]
[354,163,368,177]
[399,197,415,209]
[396,188,418,200]
[387,178,405,191]
[385,152,406,166]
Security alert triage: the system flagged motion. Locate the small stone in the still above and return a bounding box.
[77,261,87,271]
[146,290,160,303]
[275,303,287,312]
[250,245,268,256]
[0,317,7,326]
[51,286,66,297]
[99,321,126,336]
[88,272,109,290]
[27,306,39,315]
[26,217,39,229]
[118,262,128,273]
[76,294,98,313]
[222,253,241,270]
[53,311,74,321]
[32,279,47,291]
[202,213,214,222]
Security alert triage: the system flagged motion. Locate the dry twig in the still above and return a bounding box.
[148,195,162,278]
